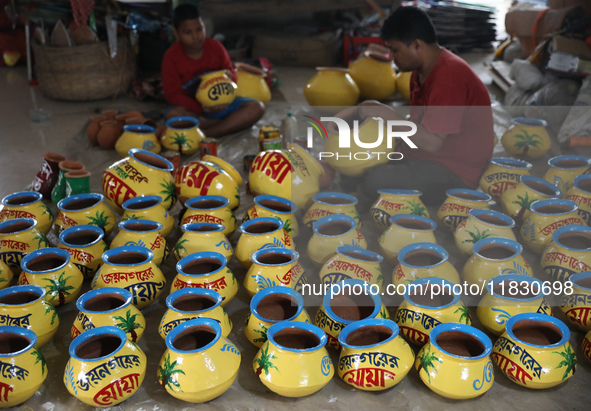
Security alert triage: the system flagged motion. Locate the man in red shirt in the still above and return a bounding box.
[340,6,494,205]
[162,4,264,137]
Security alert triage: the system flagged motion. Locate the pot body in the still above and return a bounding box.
[55,193,116,236]
[303,192,360,230]
[307,215,366,265]
[244,248,306,297]
[174,223,234,263]
[370,189,429,229]
[121,195,175,238]
[348,51,396,100]
[244,195,299,238]
[319,245,384,292]
[501,117,551,159]
[58,225,108,279]
[479,157,532,201]
[543,155,591,193]
[500,175,561,223]
[236,218,292,268]
[378,214,437,264]
[392,242,461,287]
[304,67,359,107]
[182,195,237,237]
[0,218,49,270]
[453,209,516,256]
[235,63,271,104]
[559,272,591,331]
[437,188,491,232]
[195,70,237,108]
[110,220,169,266]
[161,116,205,155]
[540,224,591,282]
[0,191,54,235]
[115,124,161,157]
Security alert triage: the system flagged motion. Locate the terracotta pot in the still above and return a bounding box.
[101,109,119,119]
[87,115,107,144]
[97,120,123,149]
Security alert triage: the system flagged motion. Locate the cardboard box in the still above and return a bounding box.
[550,36,591,59]
[252,30,341,67]
[547,0,591,15]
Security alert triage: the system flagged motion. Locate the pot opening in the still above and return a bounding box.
[554,159,588,168]
[182,258,222,274]
[404,249,443,266]
[341,250,378,262]
[64,229,100,246]
[125,222,159,232]
[173,294,217,311]
[366,51,391,63]
[346,325,392,346]
[257,294,298,321]
[170,120,196,129]
[85,294,127,311]
[76,334,122,359]
[244,221,280,234]
[408,284,454,307]
[27,254,66,271]
[0,220,33,233]
[274,328,320,349]
[192,199,226,209]
[257,252,292,265]
[134,151,169,169]
[317,221,352,236]
[126,199,159,210]
[396,217,432,230]
[557,231,591,250]
[453,192,485,201]
[318,196,354,205]
[191,225,219,232]
[436,330,485,357]
[172,324,216,351]
[0,334,31,354]
[496,160,523,168]
[259,199,292,212]
[475,213,511,226]
[478,244,517,259]
[535,204,573,214]
[237,63,265,77]
[524,180,556,196]
[577,178,591,192]
[107,251,148,265]
[0,291,40,305]
[330,292,375,322]
[492,280,537,299]
[5,194,38,206]
[512,319,562,345]
[61,197,100,211]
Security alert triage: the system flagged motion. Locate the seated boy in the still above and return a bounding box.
[161,4,265,137]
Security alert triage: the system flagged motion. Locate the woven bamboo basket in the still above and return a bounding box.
[32,37,135,101]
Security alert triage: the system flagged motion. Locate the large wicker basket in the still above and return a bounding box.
[32,37,135,101]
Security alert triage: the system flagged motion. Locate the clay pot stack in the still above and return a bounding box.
[86,109,157,150]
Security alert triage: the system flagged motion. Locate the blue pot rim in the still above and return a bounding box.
[511,117,548,127]
[311,192,358,207]
[0,218,38,235]
[551,224,591,251]
[102,246,153,266]
[185,195,230,211]
[250,286,304,323]
[0,326,37,357]
[574,174,591,194]
[267,321,327,353]
[529,199,578,215]
[398,242,448,269]
[445,188,491,202]
[548,155,591,169]
[473,237,522,261]
[166,288,223,313]
[312,214,356,237]
[76,287,133,313]
[338,318,400,349]
[505,313,570,348]
[165,317,222,354]
[123,124,156,134]
[181,222,226,234]
[1,191,43,207]
[402,277,461,308]
[390,214,437,231]
[486,274,544,302]
[118,219,163,233]
[254,194,298,214]
[490,157,533,169]
[430,322,492,360]
[322,279,382,325]
[21,247,70,273]
[129,148,174,172]
[176,251,227,277]
[239,217,284,235]
[336,245,383,263]
[69,326,127,361]
[122,195,163,211]
[251,247,299,266]
[468,208,515,228]
[59,224,104,248]
[377,189,423,196]
[568,272,591,291]
[165,116,200,129]
[0,284,46,305]
[520,175,561,197]
[57,192,104,212]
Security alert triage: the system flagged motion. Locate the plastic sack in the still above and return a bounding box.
[510,59,544,91]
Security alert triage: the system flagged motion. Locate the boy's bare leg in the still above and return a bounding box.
[201,100,265,138]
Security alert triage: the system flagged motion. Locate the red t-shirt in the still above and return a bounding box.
[161,38,237,115]
[401,48,494,188]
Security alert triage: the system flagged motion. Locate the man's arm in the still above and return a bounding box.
[161,57,203,115]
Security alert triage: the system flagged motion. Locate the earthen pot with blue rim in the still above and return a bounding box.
[58,224,108,280]
[121,195,175,238]
[370,189,429,229]
[236,217,292,268]
[540,224,591,282]
[115,124,161,158]
[378,214,437,264]
[453,208,517,256]
[244,247,307,297]
[393,242,461,286]
[559,271,591,332]
[543,154,591,194]
[0,191,54,235]
[437,188,491,232]
[110,219,169,267]
[500,174,561,224]
[319,245,385,292]
[564,173,591,225]
[0,218,49,271]
[174,222,234,263]
[244,194,299,238]
[181,195,237,237]
[307,214,366,266]
[161,116,205,155]
[479,157,533,200]
[302,192,361,230]
[55,192,117,236]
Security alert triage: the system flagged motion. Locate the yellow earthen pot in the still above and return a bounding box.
[479,157,533,201]
[235,62,271,104]
[501,117,551,160]
[304,67,359,107]
[348,51,396,101]
[541,224,591,282]
[544,155,591,194]
[0,191,54,235]
[161,116,205,155]
[195,70,237,108]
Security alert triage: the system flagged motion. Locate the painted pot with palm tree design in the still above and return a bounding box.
[103,148,176,213]
[337,318,414,391]
[370,189,429,229]
[159,288,232,340]
[500,175,561,224]
[392,243,461,287]
[71,288,144,343]
[307,214,366,266]
[115,124,161,158]
[479,157,533,201]
[58,225,108,280]
[453,209,516,256]
[175,155,242,209]
[501,117,551,159]
[110,220,169,266]
[181,195,237,237]
[319,245,384,292]
[0,285,59,347]
[436,188,491,232]
[161,116,205,155]
[0,326,47,407]
[564,174,591,226]
[395,278,471,346]
[492,313,575,389]
[158,318,240,403]
[253,321,333,397]
[559,272,591,332]
[174,222,233,262]
[244,286,310,347]
[171,252,238,306]
[416,322,494,399]
[55,193,117,236]
[244,248,307,297]
[462,237,533,289]
[477,274,551,336]
[0,259,13,289]
[0,218,49,270]
[378,214,437,264]
[92,246,166,310]
[244,194,299,238]
[121,195,175,238]
[543,155,591,194]
[64,326,146,406]
[0,191,54,235]
[541,224,591,282]
[19,247,83,307]
[236,217,292,268]
[302,192,360,231]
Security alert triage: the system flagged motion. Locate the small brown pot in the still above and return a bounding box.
[97,120,123,149]
[86,115,107,144]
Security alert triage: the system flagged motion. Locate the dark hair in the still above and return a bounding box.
[381,6,437,45]
[173,3,201,29]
